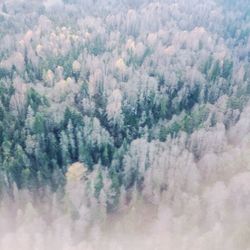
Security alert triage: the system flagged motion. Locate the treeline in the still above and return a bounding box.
[0,0,249,210]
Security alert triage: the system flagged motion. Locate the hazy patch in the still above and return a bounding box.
[43,0,63,9]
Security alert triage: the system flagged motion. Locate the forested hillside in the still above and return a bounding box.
[0,0,250,249]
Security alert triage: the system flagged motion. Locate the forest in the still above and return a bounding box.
[0,0,250,249]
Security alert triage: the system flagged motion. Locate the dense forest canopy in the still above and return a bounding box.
[0,0,250,249]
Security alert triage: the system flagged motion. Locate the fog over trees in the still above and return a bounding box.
[0,0,249,249]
